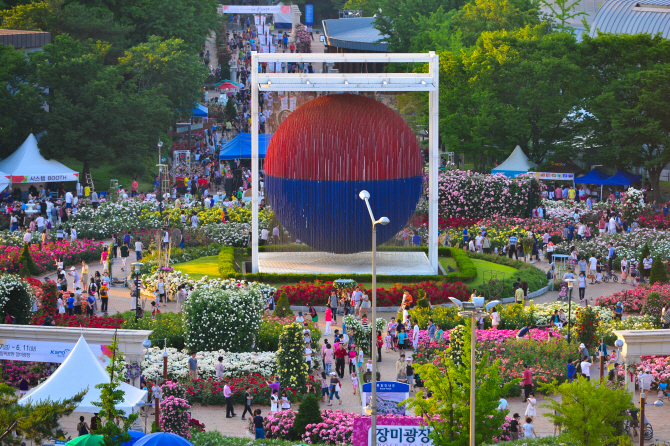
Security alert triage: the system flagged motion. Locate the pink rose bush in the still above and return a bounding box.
[595,284,670,315]
[0,239,104,275]
[159,396,192,438]
[437,170,543,219]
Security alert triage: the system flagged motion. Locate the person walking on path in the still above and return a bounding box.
[327,372,342,406]
[224,383,236,418]
[329,291,338,324]
[241,386,253,419]
[524,393,537,423]
[522,364,533,402]
[412,319,420,350]
[323,342,333,374]
[325,306,332,335]
[335,343,347,378]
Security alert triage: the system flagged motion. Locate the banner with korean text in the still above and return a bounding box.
[361,381,410,415]
[353,417,434,446]
[0,338,112,365]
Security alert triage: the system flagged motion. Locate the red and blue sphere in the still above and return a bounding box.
[264,94,423,254]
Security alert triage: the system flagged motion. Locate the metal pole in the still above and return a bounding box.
[469,314,476,446]
[567,288,572,344]
[251,51,259,272]
[600,349,605,382]
[640,391,645,446]
[428,52,439,274]
[154,395,160,430]
[371,225,377,446]
[163,353,168,381]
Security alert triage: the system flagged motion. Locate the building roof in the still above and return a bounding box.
[0,29,51,49]
[322,17,388,52]
[590,0,670,38]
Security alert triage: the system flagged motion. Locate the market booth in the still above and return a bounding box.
[0,133,78,198]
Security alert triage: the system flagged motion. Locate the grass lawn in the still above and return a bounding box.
[468,259,518,290]
[439,257,459,273]
[174,256,220,280]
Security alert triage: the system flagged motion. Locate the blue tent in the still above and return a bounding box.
[191,104,208,118]
[219,133,273,160]
[574,168,610,185]
[605,170,642,187]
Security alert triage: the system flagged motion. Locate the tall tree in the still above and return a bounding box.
[463,25,586,164]
[405,323,518,446]
[0,383,85,446]
[31,34,173,179]
[119,35,208,120]
[581,33,670,202]
[0,44,46,158]
[541,378,632,446]
[373,0,470,52]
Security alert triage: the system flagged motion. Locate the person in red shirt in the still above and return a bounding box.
[131,178,139,196]
[522,364,533,402]
[334,344,347,379]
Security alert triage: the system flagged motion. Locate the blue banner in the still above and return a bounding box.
[362,381,410,393]
[305,4,314,25]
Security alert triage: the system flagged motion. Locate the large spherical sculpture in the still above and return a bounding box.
[264,94,423,254]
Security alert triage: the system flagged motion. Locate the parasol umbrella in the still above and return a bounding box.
[215,82,239,90]
[122,430,147,446]
[220,79,240,86]
[66,435,104,446]
[133,432,195,446]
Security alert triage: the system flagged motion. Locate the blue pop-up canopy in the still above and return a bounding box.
[191,104,208,118]
[219,133,273,160]
[605,170,642,187]
[574,168,610,185]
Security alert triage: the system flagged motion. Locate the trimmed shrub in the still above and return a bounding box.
[291,394,322,440]
[273,292,293,318]
[649,256,668,285]
[217,246,238,278]
[18,243,36,276]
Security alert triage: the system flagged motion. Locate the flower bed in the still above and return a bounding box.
[623,356,670,390]
[0,239,105,275]
[1,360,55,387]
[595,283,670,315]
[553,228,670,268]
[142,348,276,381]
[30,314,126,329]
[185,373,311,406]
[413,328,571,395]
[437,170,543,219]
[142,270,275,301]
[277,281,469,307]
[442,218,563,249]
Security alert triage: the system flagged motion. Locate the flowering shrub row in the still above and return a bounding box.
[437,170,544,219]
[0,240,104,275]
[277,280,469,307]
[30,314,125,329]
[595,283,670,315]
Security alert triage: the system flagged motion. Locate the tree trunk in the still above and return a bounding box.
[649,166,663,203]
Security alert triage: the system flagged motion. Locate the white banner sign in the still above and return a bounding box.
[289,96,297,110]
[280,96,288,110]
[221,5,289,14]
[0,339,112,364]
[10,173,79,183]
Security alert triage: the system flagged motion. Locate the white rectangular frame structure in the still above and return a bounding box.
[251,52,439,274]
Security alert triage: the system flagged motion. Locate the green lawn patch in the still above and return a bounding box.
[468,259,519,291]
[439,257,459,273]
[63,157,155,194]
[174,256,220,280]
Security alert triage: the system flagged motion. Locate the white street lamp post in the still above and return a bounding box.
[359,190,389,446]
[449,297,501,446]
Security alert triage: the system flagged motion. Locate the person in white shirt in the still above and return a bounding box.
[588,256,597,278]
[261,228,269,245]
[135,241,144,260]
[204,197,212,208]
[412,320,420,349]
[475,233,483,252]
[468,239,475,252]
[23,229,31,243]
[70,227,77,241]
[215,356,225,378]
[580,358,592,380]
[65,191,73,208]
[35,215,45,232]
[608,217,617,234]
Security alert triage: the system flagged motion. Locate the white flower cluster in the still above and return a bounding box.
[142,270,275,300]
[183,283,267,353]
[342,316,387,355]
[0,274,32,312]
[141,347,276,381]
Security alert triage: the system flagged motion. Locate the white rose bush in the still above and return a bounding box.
[183,283,266,352]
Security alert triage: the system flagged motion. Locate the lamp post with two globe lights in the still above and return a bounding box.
[448,296,501,446]
[358,190,389,446]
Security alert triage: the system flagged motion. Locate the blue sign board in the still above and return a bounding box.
[362,381,410,393]
[305,4,314,25]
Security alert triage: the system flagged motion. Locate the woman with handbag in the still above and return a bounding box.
[328,372,342,406]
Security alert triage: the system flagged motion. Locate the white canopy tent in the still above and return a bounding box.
[0,170,9,191]
[0,133,78,184]
[491,145,537,177]
[19,336,146,413]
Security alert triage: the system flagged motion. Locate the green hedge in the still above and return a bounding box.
[217,246,239,278]
[443,247,478,283]
[216,246,478,284]
[466,252,548,298]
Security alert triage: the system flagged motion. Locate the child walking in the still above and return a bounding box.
[351,372,359,395]
[385,331,392,353]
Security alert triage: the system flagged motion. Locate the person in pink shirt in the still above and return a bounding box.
[555,186,563,200]
[323,342,333,374]
[325,307,332,335]
[224,383,236,418]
